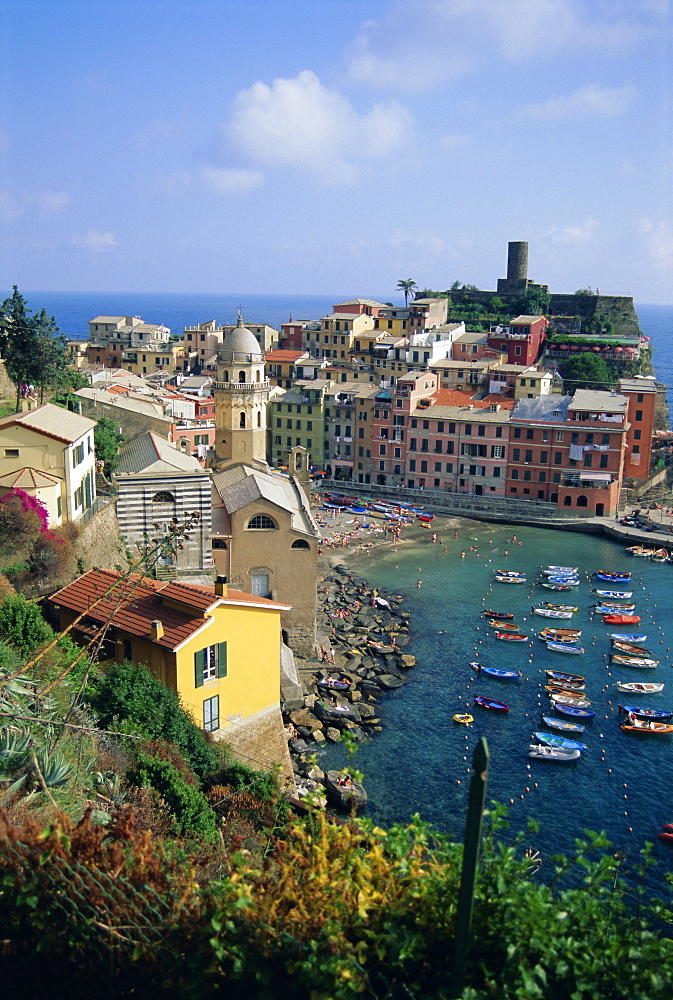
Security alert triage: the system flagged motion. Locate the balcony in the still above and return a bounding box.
[563,473,615,490]
[213,380,270,391]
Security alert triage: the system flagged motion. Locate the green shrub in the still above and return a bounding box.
[86,660,220,778]
[130,751,218,843]
[0,593,53,653]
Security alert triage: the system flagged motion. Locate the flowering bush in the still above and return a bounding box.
[0,488,49,530]
[0,490,49,558]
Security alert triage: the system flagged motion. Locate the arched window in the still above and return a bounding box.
[563,495,572,506]
[152,491,175,503]
[255,370,261,383]
[238,371,246,383]
[239,412,246,428]
[257,412,261,427]
[247,514,278,530]
[577,495,588,507]
[223,371,229,383]
[291,539,310,549]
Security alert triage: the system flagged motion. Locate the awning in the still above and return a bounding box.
[579,472,613,481]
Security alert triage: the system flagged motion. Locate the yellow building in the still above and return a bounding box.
[51,569,292,763]
[123,341,184,376]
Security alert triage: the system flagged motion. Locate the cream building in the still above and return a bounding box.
[0,403,97,524]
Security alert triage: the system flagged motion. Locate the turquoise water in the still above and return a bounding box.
[319,521,673,884]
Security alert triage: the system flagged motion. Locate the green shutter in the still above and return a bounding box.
[194,648,205,688]
[217,642,227,678]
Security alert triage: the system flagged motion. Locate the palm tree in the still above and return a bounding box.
[396,278,417,307]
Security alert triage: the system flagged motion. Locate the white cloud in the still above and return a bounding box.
[226,70,411,185]
[0,188,69,222]
[200,166,264,195]
[72,230,117,251]
[346,0,650,91]
[541,219,599,245]
[638,218,673,271]
[523,83,636,119]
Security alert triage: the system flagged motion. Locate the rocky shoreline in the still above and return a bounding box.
[281,561,416,811]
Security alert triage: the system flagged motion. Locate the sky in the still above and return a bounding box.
[0,0,672,302]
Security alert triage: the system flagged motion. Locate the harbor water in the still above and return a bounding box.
[319,521,673,885]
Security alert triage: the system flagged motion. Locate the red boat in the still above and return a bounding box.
[603,614,642,624]
[474,695,509,712]
[658,832,673,845]
[495,631,528,642]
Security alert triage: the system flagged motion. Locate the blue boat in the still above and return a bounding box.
[473,665,521,680]
[609,632,647,643]
[595,571,631,581]
[619,705,673,721]
[541,714,585,733]
[595,605,636,615]
[547,641,584,654]
[555,703,595,719]
[533,731,587,751]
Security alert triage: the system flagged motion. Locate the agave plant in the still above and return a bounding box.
[34,747,74,789]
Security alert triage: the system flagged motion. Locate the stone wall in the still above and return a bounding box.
[0,360,16,403]
[76,394,173,441]
[217,704,295,791]
[77,498,129,573]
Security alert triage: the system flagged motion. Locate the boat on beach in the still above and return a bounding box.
[541,714,585,733]
[474,695,509,712]
[614,682,664,694]
[528,744,581,762]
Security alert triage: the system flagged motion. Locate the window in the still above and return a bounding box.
[602,434,610,445]
[409,459,416,471]
[524,450,533,463]
[553,472,561,483]
[542,430,549,442]
[251,572,270,596]
[540,450,548,463]
[583,452,593,467]
[4,448,19,457]
[409,438,417,450]
[600,454,609,468]
[195,643,227,687]
[634,429,642,440]
[247,514,277,530]
[585,433,594,444]
[495,426,503,439]
[212,538,227,549]
[512,448,520,461]
[56,496,62,518]
[491,444,504,458]
[124,639,132,660]
[152,491,175,503]
[379,444,386,455]
[511,469,519,479]
[637,393,644,403]
[526,429,534,440]
[635,410,643,421]
[291,539,310,549]
[571,432,579,443]
[464,424,472,436]
[556,431,564,442]
[203,695,219,732]
[72,443,85,466]
[513,428,521,439]
[493,466,501,477]
[239,412,246,428]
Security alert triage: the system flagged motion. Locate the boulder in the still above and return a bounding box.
[324,770,368,811]
[325,727,341,742]
[289,738,309,754]
[290,709,323,731]
[314,700,362,724]
[400,655,416,669]
[377,674,407,690]
[312,729,326,743]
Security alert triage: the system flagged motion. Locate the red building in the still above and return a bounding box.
[618,377,657,480]
[487,315,549,366]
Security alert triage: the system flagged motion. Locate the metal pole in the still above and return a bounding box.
[450,736,489,998]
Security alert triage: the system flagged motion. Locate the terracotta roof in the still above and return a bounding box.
[51,569,290,652]
[0,467,62,489]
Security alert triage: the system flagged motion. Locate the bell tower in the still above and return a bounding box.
[213,314,270,467]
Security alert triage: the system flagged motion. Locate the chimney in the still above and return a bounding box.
[150,619,164,641]
[215,575,228,598]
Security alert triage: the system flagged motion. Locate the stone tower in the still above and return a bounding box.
[497,240,529,294]
[213,314,270,467]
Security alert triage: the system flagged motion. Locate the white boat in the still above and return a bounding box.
[533,608,573,619]
[547,641,584,654]
[528,745,581,762]
[543,566,578,574]
[495,575,526,584]
[550,692,591,708]
[615,682,665,694]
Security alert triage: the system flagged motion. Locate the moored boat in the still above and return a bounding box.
[594,589,633,599]
[532,607,574,619]
[609,632,647,642]
[453,713,473,725]
[483,609,515,620]
[614,682,664,694]
[487,620,520,630]
[595,571,631,581]
[471,663,521,679]
[550,692,591,708]
[474,695,509,712]
[626,545,657,557]
[547,641,584,654]
[610,655,658,668]
[533,731,587,751]
[546,684,588,698]
[595,603,637,614]
[495,631,529,642]
[545,669,585,684]
[603,614,641,624]
[540,603,579,611]
[542,583,575,591]
[528,745,581,761]
[611,641,651,655]
[542,565,578,575]
[539,627,582,637]
[651,548,669,563]
[495,570,526,578]
[495,575,527,584]
[555,703,595,719]
[541,714,585,733]
[619,705,673,721]
[620,720,673,734]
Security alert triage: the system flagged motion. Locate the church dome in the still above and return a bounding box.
[218,314,264,364]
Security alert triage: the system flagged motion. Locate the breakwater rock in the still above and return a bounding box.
[283,564,416,811]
